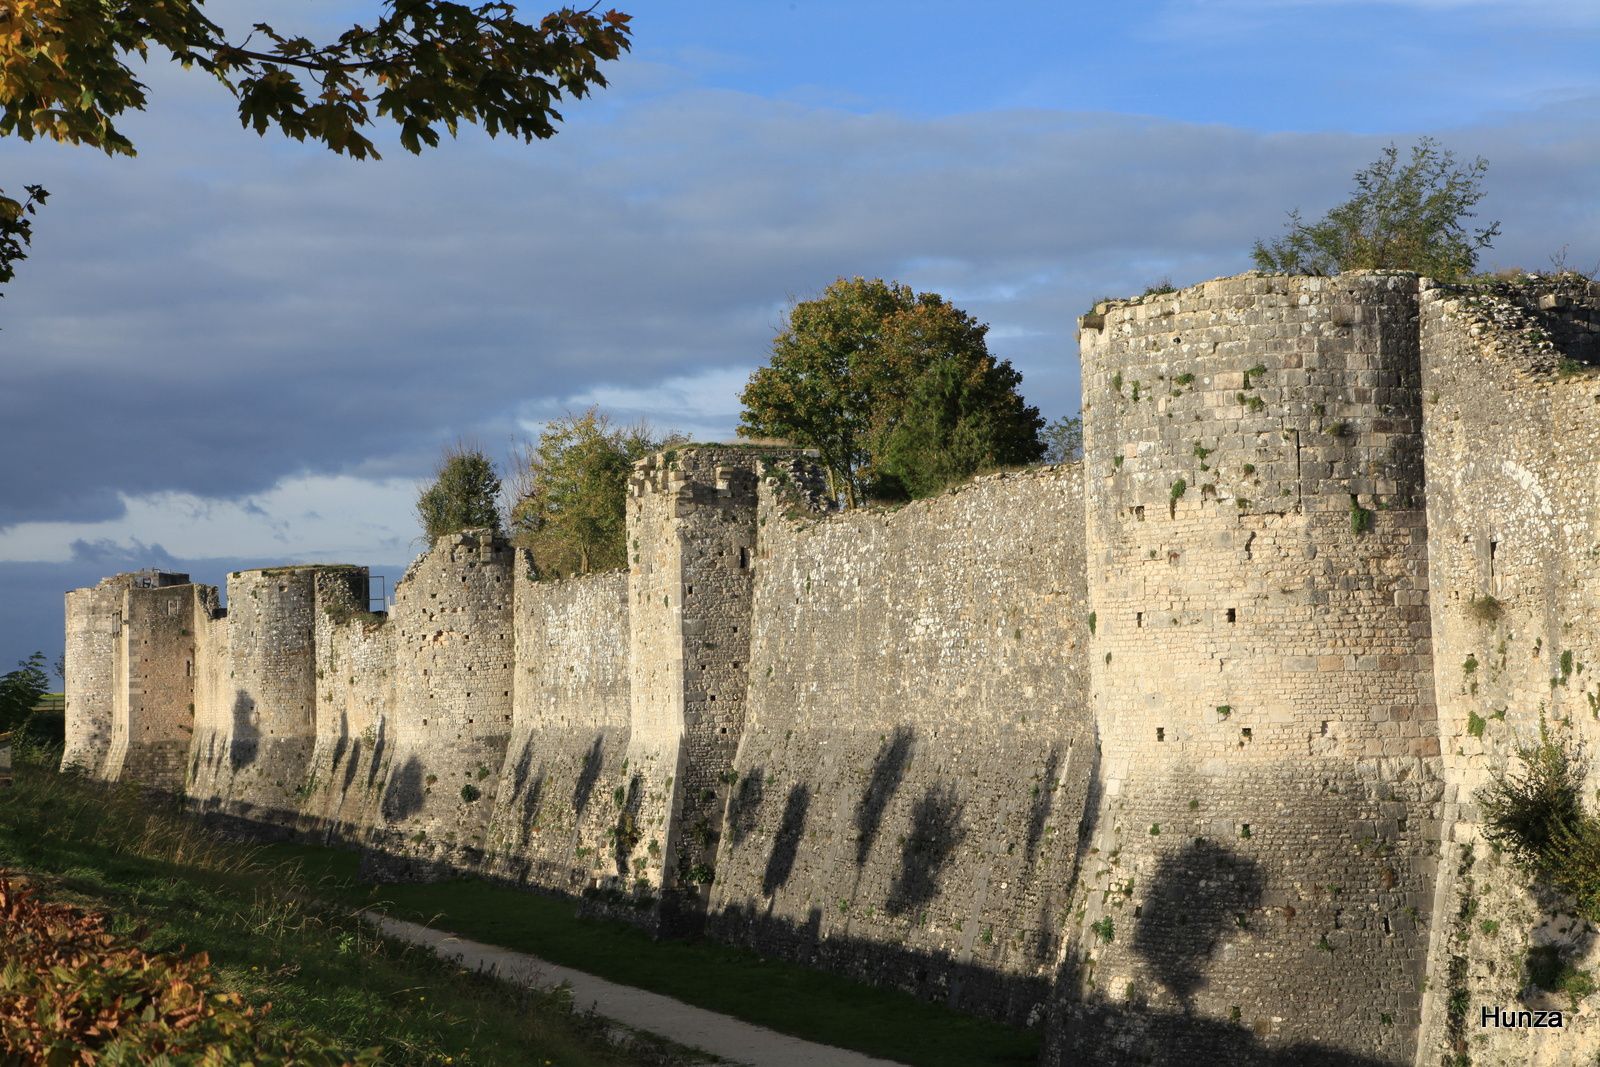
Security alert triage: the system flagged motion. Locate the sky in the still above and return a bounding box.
[2,0,1599,680]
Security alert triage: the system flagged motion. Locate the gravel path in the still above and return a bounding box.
[366,912,910,1067]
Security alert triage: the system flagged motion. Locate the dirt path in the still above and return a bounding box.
[366,913,910,1067]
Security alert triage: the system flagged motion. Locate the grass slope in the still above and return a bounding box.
[271,842,1041,1067]
[0,762,704,1066]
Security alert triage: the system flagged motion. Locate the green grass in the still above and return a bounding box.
[270,842,1040,1067]
[0,761,701,1066]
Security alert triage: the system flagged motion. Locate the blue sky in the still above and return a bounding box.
[2,0,1599,678]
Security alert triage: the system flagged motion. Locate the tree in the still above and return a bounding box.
[1041,415,1082,464]
[417,443,502,545]
[0,652,49,736]
[876,353,1046,500]
[1253,138,1500,281]
[509,408,682,577]
[0,1,632,292]
[739,277,1044,505]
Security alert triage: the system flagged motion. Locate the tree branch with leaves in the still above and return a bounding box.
[0,1,631,292]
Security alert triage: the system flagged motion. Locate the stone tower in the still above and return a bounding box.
[367,529,514,876]
[62,574,136,776]
[62,570,197,783]
[1053,273,1443,1064]
[620,445,806,923]
[192,566,365,822]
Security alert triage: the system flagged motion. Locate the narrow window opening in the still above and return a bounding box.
[708,694,716,702]
[1226,608,1237,624]
[1136,612,1144,628]
[1333,909,1343,929]
[185,659,192,677]
[1241,727,1253,743]
[1397,816,1408,833]
[687,584,694,595]
[1489,539,1502,595]
[1133,505,1146,522]
[1382,917,1392,935]
[1156,727,1165,742]
[1319,721,1329,737]
[1134,906,1143,919]
[738,547,750,569]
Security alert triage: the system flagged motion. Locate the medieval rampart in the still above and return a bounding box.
[708,464,1091,1024]
[483,565,630,889]
[61,271,1600,1067]
[1416,277,1600,1066]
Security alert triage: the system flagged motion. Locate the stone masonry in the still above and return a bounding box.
[63,270,1600,1066]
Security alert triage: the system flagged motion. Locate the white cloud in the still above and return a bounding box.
[0,475,420,565]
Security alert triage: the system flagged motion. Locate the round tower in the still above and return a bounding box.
[368,528,514,876]
[1055,273,1443,1065]
[213,566,363,820]
[62,576,130,776]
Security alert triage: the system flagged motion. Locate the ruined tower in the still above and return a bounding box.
[367,529,514,875]
[62,574,136,776]
[1054,273,1443,1064]
[620,446,800,922]
[190,566,365,823]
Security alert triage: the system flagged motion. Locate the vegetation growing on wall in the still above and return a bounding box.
[1477,723,1600,920]
[416,443,502,546]
[1252,138,1500,281]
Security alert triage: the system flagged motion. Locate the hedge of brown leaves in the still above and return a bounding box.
[0,873,377,1065]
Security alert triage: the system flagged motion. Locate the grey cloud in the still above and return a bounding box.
[3,74,1599,531]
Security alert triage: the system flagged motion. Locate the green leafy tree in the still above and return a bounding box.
[417,443,502,545]
[1253,138,1500,281]
[0,185,48,301]
[0,1,632,293]
[876,354,1045,499]
[1041,414,1083,464]
[509,408,682,577]
[738,277,1043,505]
[0,652,49,736]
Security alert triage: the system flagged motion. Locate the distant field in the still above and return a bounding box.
[0,761,705,1066]
[272,842,1041,1067]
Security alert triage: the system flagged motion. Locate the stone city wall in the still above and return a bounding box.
[1416,277,1600,1067]
[103,582,207,789]
[483,564,631,891]
[303,572,394,844]
[189,567,363,828]
[62,575,133,775]
[61,270,1600,1067]
[708,464,1093,1025]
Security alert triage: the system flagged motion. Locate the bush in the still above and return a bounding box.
[1252,138,1500,281]
[0,875,374,1065]
[1477,723,1600,919]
